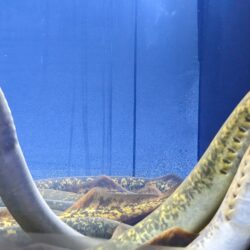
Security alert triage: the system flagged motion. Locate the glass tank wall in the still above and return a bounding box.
[0,0,199,179]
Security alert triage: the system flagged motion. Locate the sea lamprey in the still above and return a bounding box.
[150,145,250,250]
[91,92,250,249]
[0,87,250,250]
[0,175,180,235]
[186,145,250,250]
[0,89,104,249]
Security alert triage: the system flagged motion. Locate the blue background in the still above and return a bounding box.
[198,0,250,156]
[0,1,249,179]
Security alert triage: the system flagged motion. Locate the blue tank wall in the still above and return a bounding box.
[0,0,199,178]
[198,1,250,156]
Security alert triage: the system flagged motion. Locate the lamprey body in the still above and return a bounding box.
[35,175,181,194]
[90,92,250,250]
[187,145,250,250]
[0,89,103,249]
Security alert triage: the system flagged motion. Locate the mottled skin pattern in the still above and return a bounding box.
[0,178,179,239]
[0,186,178,239]
[63,217,125,239]
[0,217,125,240]
[143,146,250,250]
[0,88,183,249]
[0,189,81,228]
[0,193,168,236]
[187,146,250,250]
[36,176,146,193]
[112,175,182,193]
[1,87,250,250]
[35,175,181,194]
[61,191,168,225]
[89,92,250,249]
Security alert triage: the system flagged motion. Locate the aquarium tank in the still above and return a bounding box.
[0,1,249,250]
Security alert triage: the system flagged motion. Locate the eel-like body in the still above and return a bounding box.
[0,189,82,211]
[90,92,250,249]
[0,89,103,249]
[0,217,127,240]
[138,145,250,250]
[35,175,181,194]
[186,145,250,250]
[0,189,174,238]
[0,181,179,239]
[141,144,250,250]
[60,188,174,225]
[1,87,250,250]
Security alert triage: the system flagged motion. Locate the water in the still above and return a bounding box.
[0,0,199,179]
[0,1,250,250]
